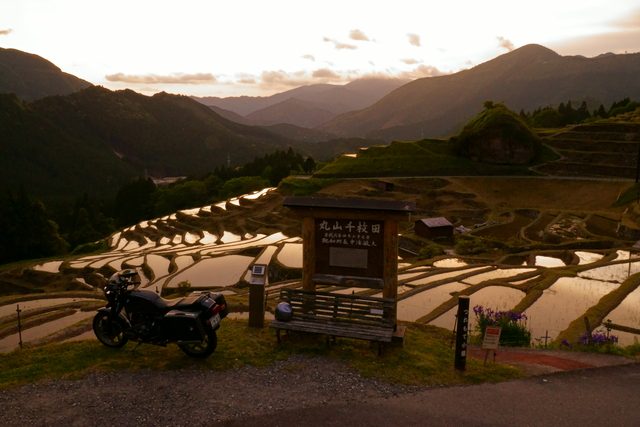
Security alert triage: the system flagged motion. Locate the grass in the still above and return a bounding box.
[313,139,558,178]
[0,319,523,391]
[278,177,344,196]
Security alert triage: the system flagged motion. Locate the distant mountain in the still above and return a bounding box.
[0,87,309,199]
[318,44,640,141]
[192,76,411,117]
[245,98,337,128]
[258,123,338,143]
[0,48,92,101]
[208,105,249,124]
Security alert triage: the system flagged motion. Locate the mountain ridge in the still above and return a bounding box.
[0,48,92,101]
[318,44,640,140]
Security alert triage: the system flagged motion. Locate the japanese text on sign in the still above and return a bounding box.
[317,219,383,248]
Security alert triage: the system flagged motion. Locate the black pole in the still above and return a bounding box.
[16,304,23,350]
[454,296,470,371]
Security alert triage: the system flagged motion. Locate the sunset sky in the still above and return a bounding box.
[2,0,640,98]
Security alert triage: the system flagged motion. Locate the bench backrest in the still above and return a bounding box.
[280,288,396,329]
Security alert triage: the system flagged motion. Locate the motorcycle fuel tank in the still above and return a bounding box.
[125,290,164,314]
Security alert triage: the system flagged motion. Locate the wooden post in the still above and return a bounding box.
[301,217,316,291]
[454,296,470,371]
[382,220,398,301]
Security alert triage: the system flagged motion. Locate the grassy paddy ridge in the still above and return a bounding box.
[0,319,522,391]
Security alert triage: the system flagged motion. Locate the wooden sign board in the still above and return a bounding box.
[315,218,384,279]
[482,326,502,350]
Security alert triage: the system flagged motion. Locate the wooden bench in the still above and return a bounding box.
[269,288,397,355]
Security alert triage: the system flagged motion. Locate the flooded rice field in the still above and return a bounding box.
[6,188,640,351]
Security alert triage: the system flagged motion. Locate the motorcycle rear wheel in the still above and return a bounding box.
[178,328,217,358]
[93,312,129,348]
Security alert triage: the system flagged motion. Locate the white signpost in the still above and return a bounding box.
[481,326,502,364]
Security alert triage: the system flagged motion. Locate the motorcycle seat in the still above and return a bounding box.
[156,294,204,312]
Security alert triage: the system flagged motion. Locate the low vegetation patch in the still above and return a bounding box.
[0,320,523,391]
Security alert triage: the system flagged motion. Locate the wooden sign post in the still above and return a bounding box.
[283,196,415,316]
[454,296,470,371]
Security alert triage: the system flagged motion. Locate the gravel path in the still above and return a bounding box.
[0,355,426,427]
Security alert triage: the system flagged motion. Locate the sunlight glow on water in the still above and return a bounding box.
[433,258,468,268]
[534,256,565,267]
[166,255,254,288]
[578,261,640,283]
[277,243,303,268]
[32,261,63,273]
[428,286,526,330]
[576,251,604,265]
[524,277,619,341]
[462,268,536,285]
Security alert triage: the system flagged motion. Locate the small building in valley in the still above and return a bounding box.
[415,217,454,239]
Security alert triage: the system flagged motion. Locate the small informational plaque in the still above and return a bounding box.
[329,247,368,269]
[249,264,267,285]
[482,326,502,350]
[315,218,384,279]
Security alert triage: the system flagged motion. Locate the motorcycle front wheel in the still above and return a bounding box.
[178,328,217,358]
[93,312,129,348]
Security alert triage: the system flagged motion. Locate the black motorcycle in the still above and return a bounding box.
[93,269,228,358]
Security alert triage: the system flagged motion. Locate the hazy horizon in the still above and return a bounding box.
[2,0,640,99]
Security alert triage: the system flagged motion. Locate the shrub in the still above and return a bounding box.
[473,305,531,347]
[177,280,192,296]
[560,328,619,352]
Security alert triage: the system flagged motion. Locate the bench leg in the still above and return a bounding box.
[276,329,281,344]
[378,342,383,357]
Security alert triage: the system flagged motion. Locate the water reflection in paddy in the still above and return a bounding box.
[220,231,242,243]
[0,310,95,353]
[524,277,619,341]
[576,251,604,265]
[277,243,302,268]
[166,255,254,288]
[578,261,640,283]
[462,268,536,285]
[534,256,565,268]
[428,286,526,330]
[184,232,201,244]
[199,231,217,244]
[0,298,102,318]
[407,267,488,286]
[604,286,640,345]
[433,258,468,268]
[174,255,194,271]
[33,261,63,273]
[255,246,279,267]
[398,282,468,322]
[146,254,171,277]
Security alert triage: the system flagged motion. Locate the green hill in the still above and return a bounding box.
[0,87,306,199]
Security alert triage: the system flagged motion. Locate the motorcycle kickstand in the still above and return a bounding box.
[131,341,143,357]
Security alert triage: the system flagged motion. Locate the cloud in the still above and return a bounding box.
[497,36,515,51]
[302,54,315,61]
[235,73,257,84]
[401,58,420,65]
[0,29,12,35]
[408,33,421,47]
[349,29,370,41]
[613,8,640,29]
[398,64,447,79]
[312,68,340,79]
[105,72,217,84]
[323,37,357,50]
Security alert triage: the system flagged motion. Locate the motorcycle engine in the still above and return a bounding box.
[128,313,158,340]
